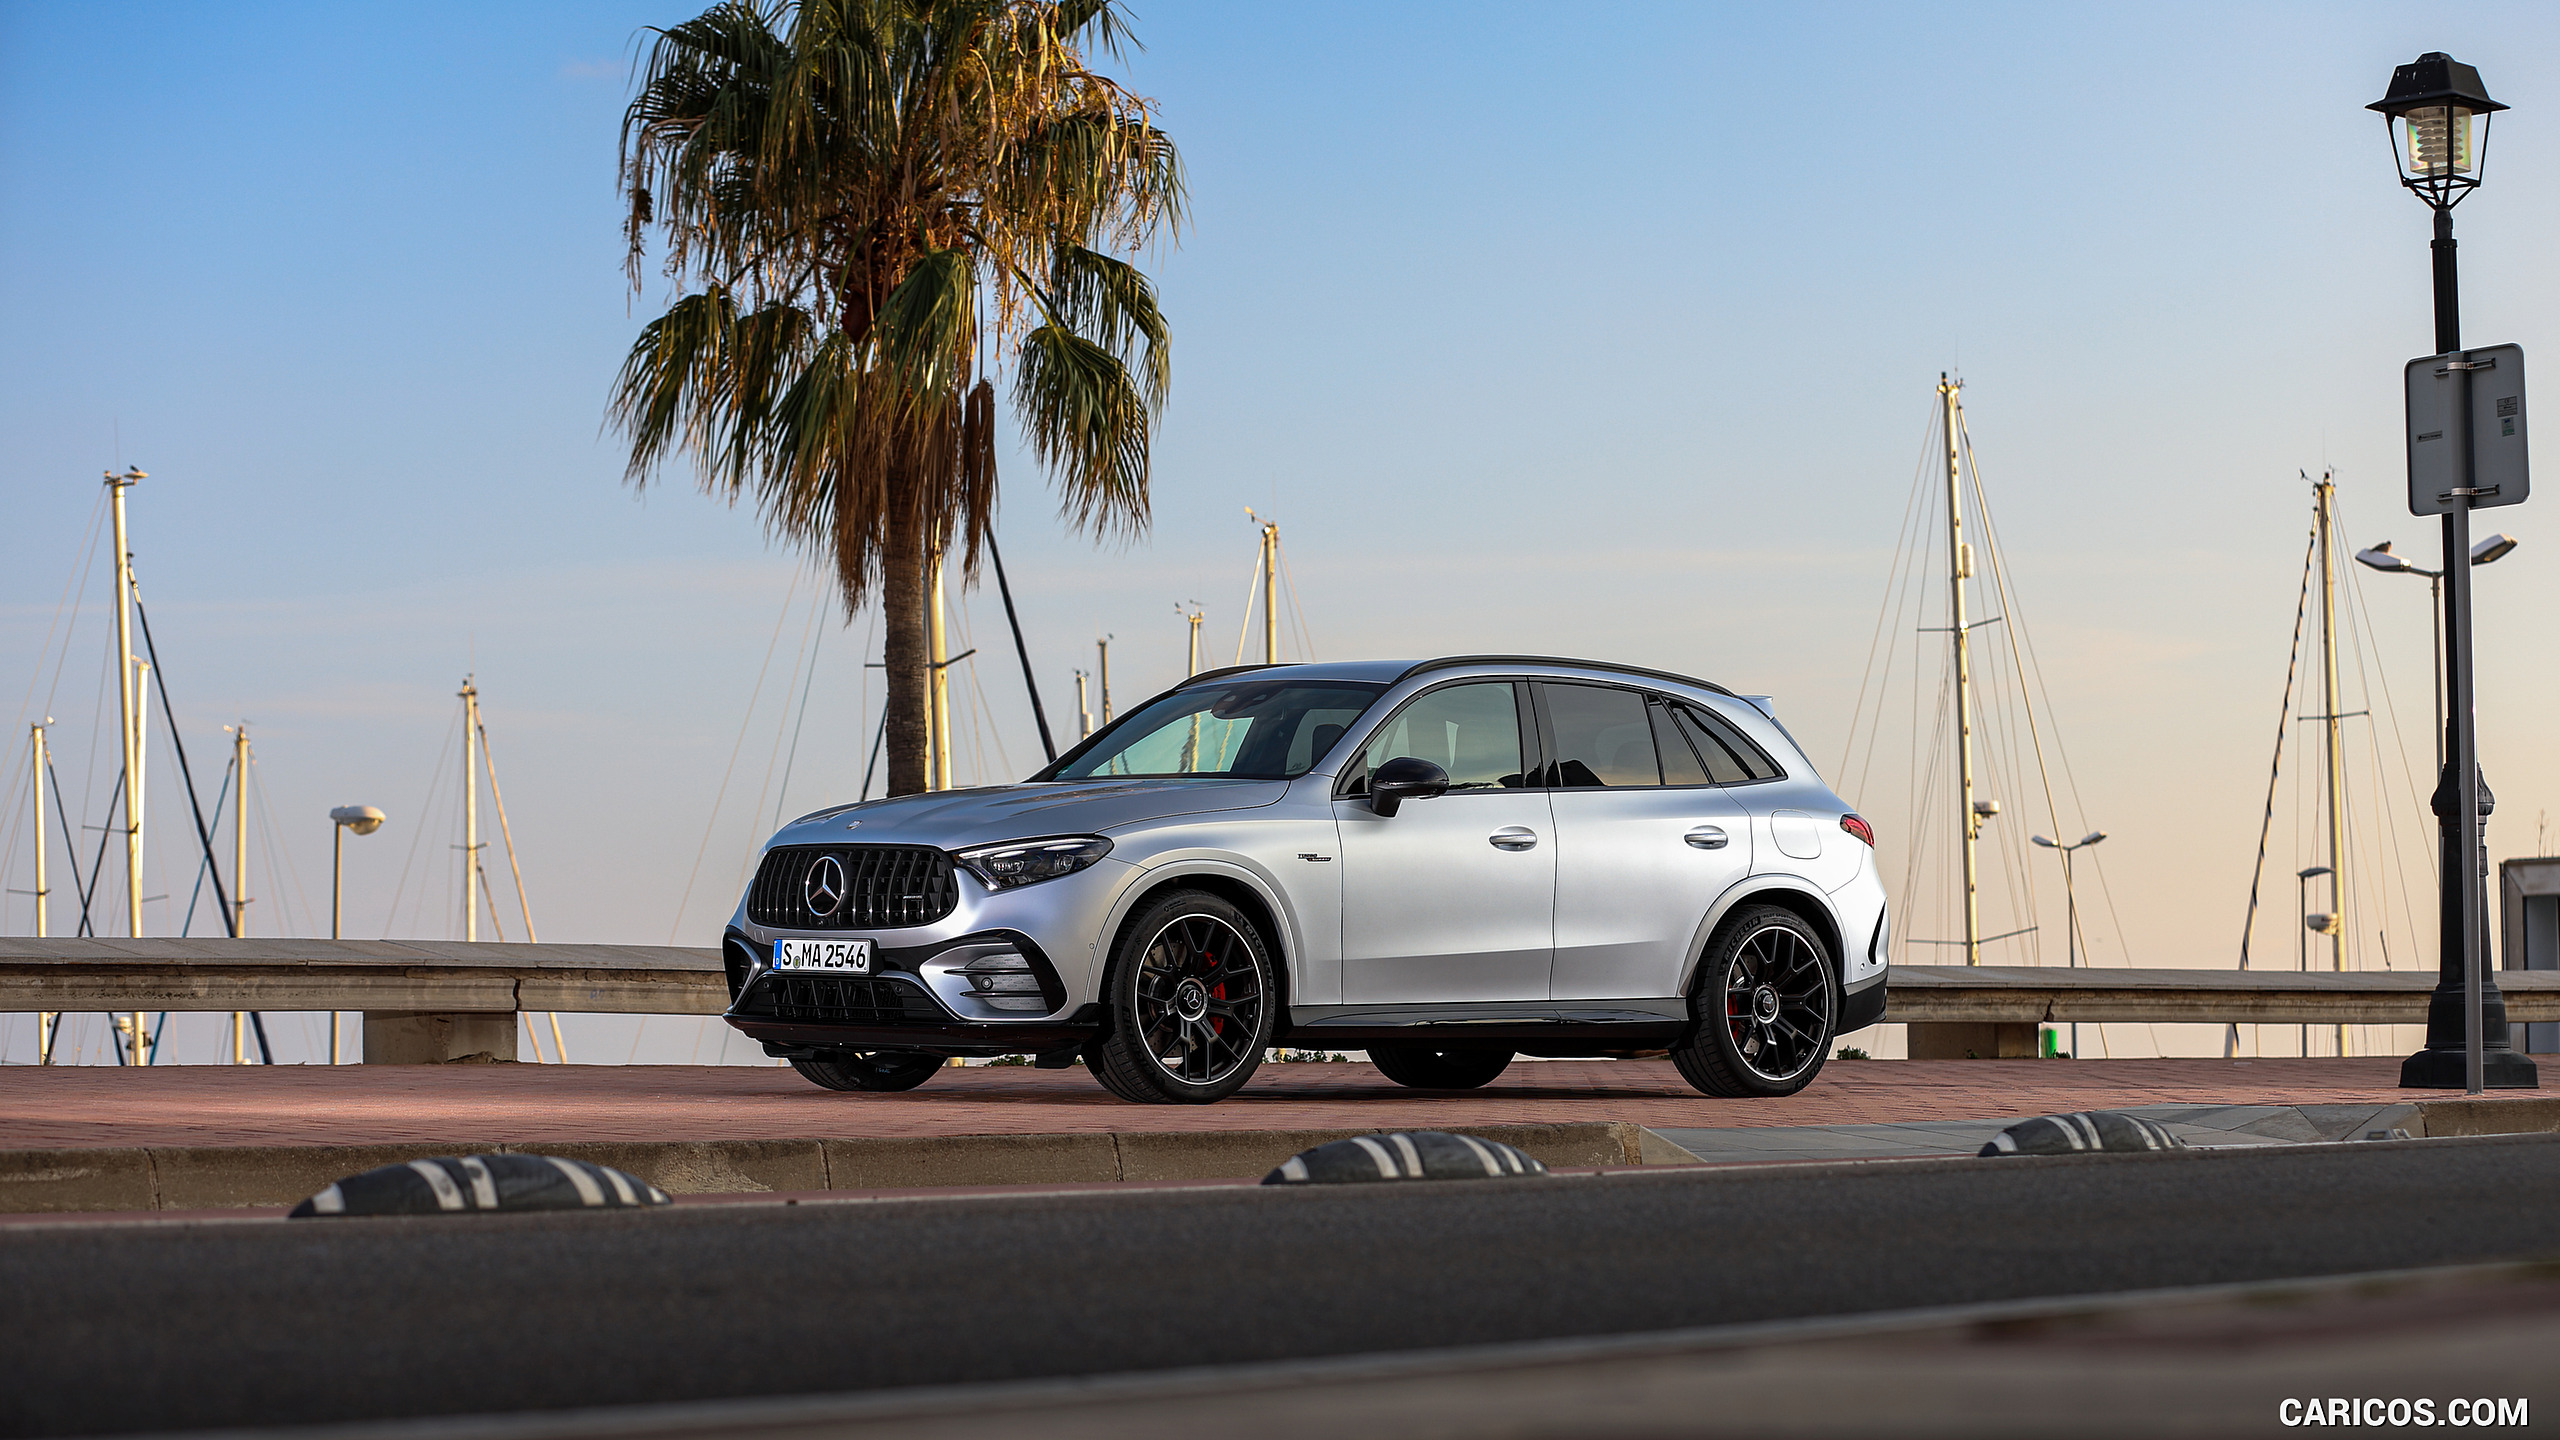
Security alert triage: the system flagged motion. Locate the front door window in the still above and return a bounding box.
[1335,682,1554,1003]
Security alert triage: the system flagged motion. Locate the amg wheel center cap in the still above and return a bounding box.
[1174,978,1210,1022]
[1752,985,1780,1024]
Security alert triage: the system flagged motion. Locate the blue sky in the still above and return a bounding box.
[6,2,2559,1061]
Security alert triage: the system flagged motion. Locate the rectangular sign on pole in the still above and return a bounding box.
[2407,343,2528,516]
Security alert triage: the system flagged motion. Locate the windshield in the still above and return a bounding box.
[1045,679,1386,781]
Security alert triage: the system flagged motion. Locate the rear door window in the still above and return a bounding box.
[1674,703,1784,783]
[1537,683,1659,787]
[1650,699,1713,786]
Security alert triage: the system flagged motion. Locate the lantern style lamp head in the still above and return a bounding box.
[2370,52,2505,209]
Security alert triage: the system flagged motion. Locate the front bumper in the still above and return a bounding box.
[721,927,1104,1057]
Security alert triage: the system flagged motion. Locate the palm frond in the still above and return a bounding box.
[1048,244,1166,407]
[1013,323,1149,539]
[873,247,979,401]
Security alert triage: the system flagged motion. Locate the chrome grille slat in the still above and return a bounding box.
[746,845,959,929]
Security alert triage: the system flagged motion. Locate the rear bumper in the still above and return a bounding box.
[1840,969,1888,1034]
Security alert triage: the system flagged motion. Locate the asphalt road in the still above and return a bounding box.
[9,1134,2560,1438]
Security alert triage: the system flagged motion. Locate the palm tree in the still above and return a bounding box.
[614,0,1180,795]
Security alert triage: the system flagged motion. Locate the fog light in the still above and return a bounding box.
[961,951,1050,1012]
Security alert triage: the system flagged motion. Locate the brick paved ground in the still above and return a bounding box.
[0,1056,2454,1150]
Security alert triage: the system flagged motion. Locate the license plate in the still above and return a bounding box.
[772,938,874,973]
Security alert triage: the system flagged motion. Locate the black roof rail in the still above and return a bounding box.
[1396,655,1737,697]
[1175,662,1293,687]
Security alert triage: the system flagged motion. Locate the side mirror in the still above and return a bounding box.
[1369,756,1450,817]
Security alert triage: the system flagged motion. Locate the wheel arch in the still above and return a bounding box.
[1679,879,1848,1003]
[1100,866,1297,1019]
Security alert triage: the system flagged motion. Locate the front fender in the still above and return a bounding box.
[1098,853,1315,1002]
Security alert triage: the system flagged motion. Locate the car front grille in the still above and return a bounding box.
[751,974,948,1026]
[747,845,959,929]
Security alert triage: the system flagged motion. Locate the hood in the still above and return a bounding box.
[765,778,1290,851]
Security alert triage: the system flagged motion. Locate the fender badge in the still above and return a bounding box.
[843,820,862,830]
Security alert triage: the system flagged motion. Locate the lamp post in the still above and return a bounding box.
[329,805,385,1065]
[2369,52,2536,1091]
[2032,831,2105,1057]
[2354,534,2518,774]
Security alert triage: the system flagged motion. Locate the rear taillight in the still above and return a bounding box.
[1840,814,1875,847]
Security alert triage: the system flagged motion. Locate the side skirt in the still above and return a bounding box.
[1279,999,1689,1050]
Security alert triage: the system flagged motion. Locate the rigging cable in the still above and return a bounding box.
[985,532,1057,763]
[382,697,462,938]
[475,707,565,1064]
[666,566,804,944]
[2230,527,2319,1057]
[13,486,107,739]
[1839,400,1942,792]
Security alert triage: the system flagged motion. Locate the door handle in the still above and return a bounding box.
[1488,827,1539,851]
[1684,826,1730,850]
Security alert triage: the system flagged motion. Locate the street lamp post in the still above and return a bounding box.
[2370,52,2537,1091]
[2354,534,2518,775]
[329,805,385,1065]
[2031,831,2105,1057]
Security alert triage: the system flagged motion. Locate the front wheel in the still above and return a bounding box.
[790,1050,945,1093]
[1088,889,1277,1104]
[1367,1044,1514,1090]
[1671,905,1837,1098]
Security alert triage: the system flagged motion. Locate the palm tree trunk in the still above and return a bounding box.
[882,503,931,796]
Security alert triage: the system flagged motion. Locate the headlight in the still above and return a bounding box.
[953,835,1113,890]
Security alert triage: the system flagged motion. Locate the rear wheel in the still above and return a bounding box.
[1089,889,1276,1104]
[1367,1044,1514,1090]
[789,1050,944,1093]
[1671,905,1836,1098]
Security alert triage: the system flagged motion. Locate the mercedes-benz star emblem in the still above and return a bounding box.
[803,854,848,919]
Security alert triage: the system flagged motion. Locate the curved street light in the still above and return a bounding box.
[2354,534,2518,774]
[329,804,386,1065]
[2030,830,2107,1057]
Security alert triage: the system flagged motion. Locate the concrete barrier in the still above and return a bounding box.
[14,942,2560,1066]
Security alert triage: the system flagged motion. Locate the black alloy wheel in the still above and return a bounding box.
[1671,904,1837,1098]
[789,1050,945,1093]
[1089,889,1275,1104]
[1366,1044,1515,1090]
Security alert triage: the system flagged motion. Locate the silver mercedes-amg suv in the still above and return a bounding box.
[721,656,1888,1104]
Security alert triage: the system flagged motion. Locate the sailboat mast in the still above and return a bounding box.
[461,677,479,943]
[28,725,46,940]
[1262,523,1279,665]
[2314,472,2349,1051]
[31,723,53,1065]
[1940,378,1982,966]
[233,725,251,1064]
[107,469,145,941]
[929,539,952,791]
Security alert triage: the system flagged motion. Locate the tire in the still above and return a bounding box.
[1088,888,1277,1104]
[1367,1044,1514,1090]
[1671,905,1837,1098]
[789,1050,945,1093]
